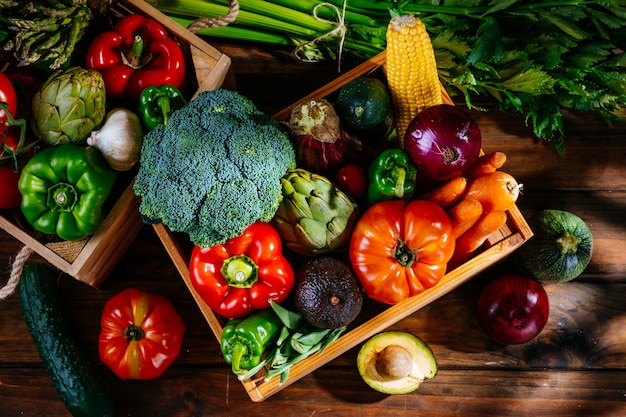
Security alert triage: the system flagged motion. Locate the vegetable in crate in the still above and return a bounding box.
[517,209,593,284]
[0,0,90,69]
[385,13,442,144]
[18,262,115,417]
[133,89,296,249]
[272,168,359,256]
[0,100,36,209]
[286,98,349,176]
[220,309,282,375]
[335,77,394,143]
[404,104,482,181]
[366,148,417,206]
[349,199,455,305]
[138,84,186,131]
[86,14,186,100]
[189,221,294,319]
[0,71,17,134]
[31,67,107,146]
[18,143,117,241]
[98,288,186,380]
[87,108,144,171]
[293,256,363,329]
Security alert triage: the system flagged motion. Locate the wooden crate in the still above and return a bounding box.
[153,51,534,401]
[0,0,232,287]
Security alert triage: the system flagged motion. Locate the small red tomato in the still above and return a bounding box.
[0,71,18,134]
[335,163,367,199]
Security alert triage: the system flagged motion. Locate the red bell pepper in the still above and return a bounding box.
[98,288,186,380]
[349,199,456,305]
[85,14,186,100]
[189,221,295,319]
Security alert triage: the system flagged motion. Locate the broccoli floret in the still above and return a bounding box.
[134,89,296,248]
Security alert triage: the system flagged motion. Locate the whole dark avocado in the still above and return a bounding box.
[293,257,363,329]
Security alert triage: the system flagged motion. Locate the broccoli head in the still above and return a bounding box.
[133,89,296,248]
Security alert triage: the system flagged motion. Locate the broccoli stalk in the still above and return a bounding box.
[133,89,296,248]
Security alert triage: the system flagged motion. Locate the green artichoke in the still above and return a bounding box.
[31,66,107,146]
[272,168,359,256]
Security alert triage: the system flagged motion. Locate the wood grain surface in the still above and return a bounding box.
[1,42,625,416]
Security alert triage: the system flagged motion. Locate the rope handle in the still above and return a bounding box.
[1,245,33,300]
[186,0,240,32]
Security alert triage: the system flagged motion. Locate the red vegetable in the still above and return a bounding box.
[475,274,549,345]
[0,71,17,134]
[349,199,455,305]
[287,98,349,176]
[85,14,186,100]
[335,163,367,199]
[98,288,185,380]
[3,68,44,119]
[404,104,482,181]
[189,221,295,319]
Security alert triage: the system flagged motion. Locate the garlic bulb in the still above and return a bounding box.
[87,108,143,171]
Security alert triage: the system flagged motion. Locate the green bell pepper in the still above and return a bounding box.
[220,309,282,375]
[366,148,417,206]
[137,84,186,131]
[18,143,117,241]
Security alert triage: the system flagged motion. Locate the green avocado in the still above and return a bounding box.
[357,331,437,395]
[293,256,363,329]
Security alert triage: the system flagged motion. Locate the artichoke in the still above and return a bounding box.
[272,168,359,256]
[31,66,107,146]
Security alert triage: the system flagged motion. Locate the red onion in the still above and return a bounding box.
[476,274,550,345]
[404,104,481,181]
[287,98,349,176]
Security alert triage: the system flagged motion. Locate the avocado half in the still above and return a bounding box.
[357,331,437,394]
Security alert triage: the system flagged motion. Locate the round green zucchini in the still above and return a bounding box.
[335,77,393,141]
[18,262,115,417]
[517,209,593,283]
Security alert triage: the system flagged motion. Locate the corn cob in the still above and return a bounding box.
[386,14,442,146]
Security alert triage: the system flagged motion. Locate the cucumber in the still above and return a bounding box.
[18,262,115,417]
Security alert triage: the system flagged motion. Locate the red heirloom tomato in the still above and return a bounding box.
[189,221,295,319]
[349,199,455,305]
[98,288,185,380]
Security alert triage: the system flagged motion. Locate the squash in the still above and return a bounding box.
[335,77,393,142]
[517,209,593,283]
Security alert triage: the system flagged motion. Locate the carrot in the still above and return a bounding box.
[447,198,483,239]
[466,151,507,178]
[420,176,468,208]
[465,171,521,212]
[449,210,508,267]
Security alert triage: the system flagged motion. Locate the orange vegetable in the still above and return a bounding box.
[447,198,483,239]
[465,171,521,212]
[420,176,467,208]
[466,151,507,178]
[450,210,508,267]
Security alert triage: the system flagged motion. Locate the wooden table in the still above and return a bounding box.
[2,43,626,417]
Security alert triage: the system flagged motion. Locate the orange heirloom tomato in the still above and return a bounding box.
[349,199,455,305]
[98,288,185,380]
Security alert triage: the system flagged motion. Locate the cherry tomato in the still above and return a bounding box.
[335,163,367,199]
[1,126,36,209]
[0,71,18,134]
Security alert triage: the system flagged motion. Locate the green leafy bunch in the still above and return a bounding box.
[412,0,626,154]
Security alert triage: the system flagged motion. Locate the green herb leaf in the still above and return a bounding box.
[270,300,303,330]
[467,16,504,64]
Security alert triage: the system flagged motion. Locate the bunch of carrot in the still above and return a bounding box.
[421,151,521,267]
